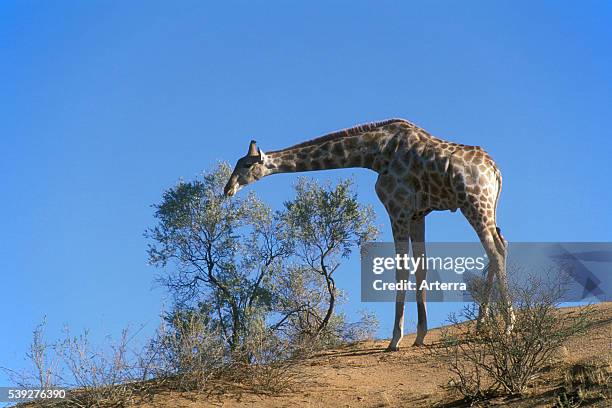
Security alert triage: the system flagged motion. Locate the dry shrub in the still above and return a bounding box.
[226,358,302,396]
[229,318,303,395]
[436,274,594,402]
[5,322,156,408]
[11,314,319,407]
[144,310,225,391]
[282,309,380,358]
[5,317,61,390]
[143,312,303,396]
[58,325,164,407]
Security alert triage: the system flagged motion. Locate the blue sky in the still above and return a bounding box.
[1,1,611,384]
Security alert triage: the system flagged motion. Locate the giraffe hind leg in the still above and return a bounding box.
[492,224,515,332]
[462,205,514,332]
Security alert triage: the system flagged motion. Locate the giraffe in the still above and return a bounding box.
[223,118,514,349]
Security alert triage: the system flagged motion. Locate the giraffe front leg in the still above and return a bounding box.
[386,295,406,351]
[411,217,428,346]
[386,226,410,352]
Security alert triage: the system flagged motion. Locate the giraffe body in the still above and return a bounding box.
[224,119,514,349]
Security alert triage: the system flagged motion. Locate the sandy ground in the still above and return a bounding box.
[130,302,611,408]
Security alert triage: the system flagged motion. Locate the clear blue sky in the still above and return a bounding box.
[2,1,611,384]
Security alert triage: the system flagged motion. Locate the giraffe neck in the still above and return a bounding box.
[263,120,406,176]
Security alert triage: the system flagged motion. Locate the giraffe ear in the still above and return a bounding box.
[247,140,258,157]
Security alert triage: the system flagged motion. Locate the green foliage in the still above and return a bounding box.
[283,177,378,261]
[281,177,379,337]
[146,162,291,356]
[146,164,379,364]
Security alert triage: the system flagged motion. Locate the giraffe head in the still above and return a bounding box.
[224,140,267,197]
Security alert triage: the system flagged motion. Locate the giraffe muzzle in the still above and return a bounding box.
[224,176,239,197]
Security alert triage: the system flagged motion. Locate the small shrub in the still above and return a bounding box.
[341,309,380,343]
[4,317,61,390]
[436,273,594,401]
[144,308,226,391]
[3,322,153,407]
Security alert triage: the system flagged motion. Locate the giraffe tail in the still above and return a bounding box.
[493,166,507,255]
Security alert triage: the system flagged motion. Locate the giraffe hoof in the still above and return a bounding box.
[385,345,400,352]
[412,341,425,347]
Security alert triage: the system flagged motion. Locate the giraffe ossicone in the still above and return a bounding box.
[224,118,514,349]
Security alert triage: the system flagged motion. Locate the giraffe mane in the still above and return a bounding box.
[270,118,411,153]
